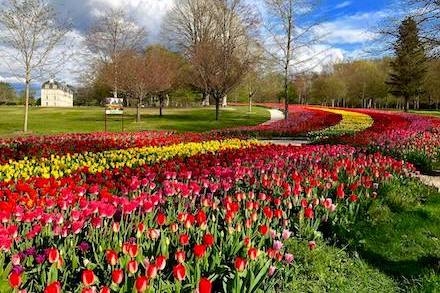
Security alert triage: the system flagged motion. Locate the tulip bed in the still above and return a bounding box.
[0,138,416,292]
[309,108,373,141]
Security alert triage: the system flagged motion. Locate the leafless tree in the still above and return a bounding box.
[264,0,323,119]
[165,0,261,120]
[85,8,147,99]
[0,0,70,132]
[406,0,440,56]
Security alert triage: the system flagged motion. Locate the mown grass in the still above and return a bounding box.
[0,106,270,137]
[339,179,440,292]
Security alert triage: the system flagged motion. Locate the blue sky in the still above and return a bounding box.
[0,0,400,85]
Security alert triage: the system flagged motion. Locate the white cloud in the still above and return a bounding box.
[335,1,351,9]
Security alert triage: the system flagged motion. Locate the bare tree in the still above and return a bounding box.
[0,0,70,132]
[85,8,147,99]
[264,0,322,119]
[165,0,260,120]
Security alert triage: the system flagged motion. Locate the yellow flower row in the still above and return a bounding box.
[0,139,257,182]
[310,108,374,139]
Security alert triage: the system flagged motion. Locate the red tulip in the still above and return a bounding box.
[48,247,59,263]
[112,269,124,284]
[247,247,258,260]
[350,194,358,202]
[179,234,189,246]
[304,207,314,219]
[259,225,268,235]
[8,272,21,288]
[193,244,207,258]
[127,260,139,274]
[157,212,166,225]
[44,281,61,293]
[106,249,118,266]
[156,255,166,270]
[135,276,148,292]
[82,269,96,287]
[175,250,186,263]
[199,277,212,293]
[146,263,158,279]
[203,233,214,247]
[128,244,139,258]
[173,264,186,281]
[82,288,94,293]
[100,287,111,293]
[234,256,246,272]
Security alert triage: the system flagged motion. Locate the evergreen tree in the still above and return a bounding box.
[387,17,427,111]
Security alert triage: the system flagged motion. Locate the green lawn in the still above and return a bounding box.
[410,110,440,117]
[0,106,270,136]
[339,179,440,292]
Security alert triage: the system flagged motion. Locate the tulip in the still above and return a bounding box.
[112,269,124,284]
[82,288,94,293]
[106,250,118,266]
[157,212,166,226]
[82,269,96,287]
[44,281,61,293]
[304,207,314,219]
[308,240,317,250]
[273,240,283,251]
[247,247,258,260]
[135,276,148,292]
[193,244,207,258]
[234,256,246,272]
[268,265,276,277]
[179,234,189,246]
[100,287,111,293]
[128,244,139,258]
[203,233,214,247]
[156,255,166,270]
[199,277,212,293]
[8,271,21,288]
[146,263,158,279]
[259,225,268,235]
[127,260,139,274]
[48,247,59,264]
[285,253,294,263]
[173,264,186,281]
[175,250,186,263]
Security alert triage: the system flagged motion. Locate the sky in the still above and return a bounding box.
[0,0,402,88]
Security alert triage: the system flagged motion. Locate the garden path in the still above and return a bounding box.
[262,109,285,125]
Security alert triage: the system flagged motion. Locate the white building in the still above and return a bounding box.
[41,79,74,107]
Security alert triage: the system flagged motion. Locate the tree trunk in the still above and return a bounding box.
[249,92,253,113]
[215,96,220,121]
[136,96,142,122]
[159,95,164,117]
[331,99,335,108]
[24,74,30,132]
[404,96,409,112]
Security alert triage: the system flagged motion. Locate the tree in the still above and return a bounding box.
[425,59,440,109]
[263,0,320,119]
[166,0,260,120]
[387,17,427,111]
[85,8,147,99]
[0,0,70,132]
[406,0,440,56]
[310,74,346,106]
[0,82,17,104]
[144,46,182,116]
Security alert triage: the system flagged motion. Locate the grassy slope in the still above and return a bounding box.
[344,179,440,292]
[410,110,440,117]
[0,106,269,136]
[283,179,440,293]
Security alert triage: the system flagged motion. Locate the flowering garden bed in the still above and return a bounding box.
[0,106,439,292]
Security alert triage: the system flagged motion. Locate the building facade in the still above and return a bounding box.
[41,79,74,107]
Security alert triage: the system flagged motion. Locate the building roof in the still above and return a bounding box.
[42,79,74,94]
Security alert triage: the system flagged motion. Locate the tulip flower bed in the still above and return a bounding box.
[309,108,373,141]
[0,139,254,182]
[220,105,342,137]
[334,109,440,172]
[0,141,415,292]
[0,131,235,165]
